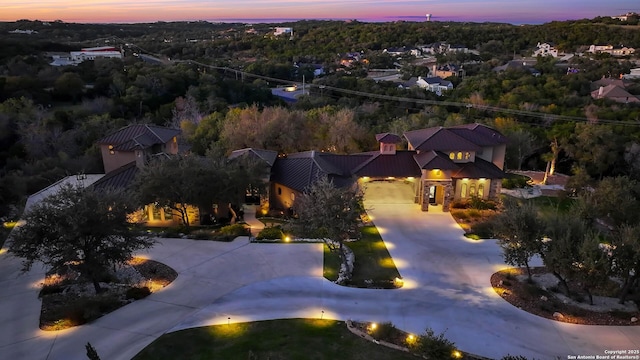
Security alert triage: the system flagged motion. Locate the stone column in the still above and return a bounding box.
[421,181,430,211]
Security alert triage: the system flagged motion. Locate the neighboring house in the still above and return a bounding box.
[416,76,453,95]
[384,47,411,56]
[398,77,419,89]
[430,63,465,78]
[589,77,631,92]
[493,60,541,76]
[533,42,559,57]
[623,68,640,79]
[591,85,640,103]
[8,29,38,34]
[611,12,638,21]
[274,27,293,36]
[264,123,507,212]
[50,46,123,66]
[419,43,469,54]
[588,44,635,56]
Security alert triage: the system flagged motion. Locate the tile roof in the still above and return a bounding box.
[354,151,421,178]
[404,127,481,152]
[452,158,505,179]
[91,162,139,190]
[229,148,279,166]
[98,124,181,151]
[413,151,459,170]
[375,133,402,143]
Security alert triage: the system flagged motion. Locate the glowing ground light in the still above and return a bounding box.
[284,236,291,242]
[406,334,417,346]
[452,350,463,358]
[369,322,377,331]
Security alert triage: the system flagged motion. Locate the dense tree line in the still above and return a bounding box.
[1,17,640,222]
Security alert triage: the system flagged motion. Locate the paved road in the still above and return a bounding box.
[1,184,638,359]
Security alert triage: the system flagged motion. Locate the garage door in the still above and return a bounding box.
[362,180,416,205]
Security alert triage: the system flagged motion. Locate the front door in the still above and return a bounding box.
[428,185,437,204]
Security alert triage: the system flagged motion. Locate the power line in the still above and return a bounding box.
[121,40,640,127]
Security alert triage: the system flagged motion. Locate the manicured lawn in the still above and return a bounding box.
[133,319,416,360]
[324,226,401,288]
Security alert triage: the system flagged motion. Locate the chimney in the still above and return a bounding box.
[598,86,604,97]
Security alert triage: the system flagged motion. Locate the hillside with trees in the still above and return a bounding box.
[0,17,640,223]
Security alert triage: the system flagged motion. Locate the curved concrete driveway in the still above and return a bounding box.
[1,187,639,359]
[171,186,640,359]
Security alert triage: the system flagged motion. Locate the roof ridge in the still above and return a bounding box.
[144,124,163,143]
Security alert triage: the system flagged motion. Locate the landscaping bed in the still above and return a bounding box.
[491,267,639,326]
[39,257,177,330]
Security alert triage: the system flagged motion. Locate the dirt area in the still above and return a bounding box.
[491,267,639,326]
[39,258,177,330]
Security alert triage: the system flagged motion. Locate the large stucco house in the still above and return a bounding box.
[262,123,507,212]
[91,124,190,226]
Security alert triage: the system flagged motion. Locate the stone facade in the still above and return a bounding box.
[420,180,454,212]
[489,179,502,199]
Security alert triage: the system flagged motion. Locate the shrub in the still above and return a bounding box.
[451,210,469,220]
[467,209,482,218]
[190,229,215,240]
[415,328,458,359]
[502,355,529,360]
[256,227,284,240]
[39,284,66,297]
[218,223,249,236]
[368,321,397,341]
[450,199,469,209]
[469,196,498,210]
[469,221,494,239]
[125,286,151,300]
[502,174,531,189]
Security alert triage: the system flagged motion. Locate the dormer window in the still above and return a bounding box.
[108,145,115,155]
[464,152,470,160]
[449,152,455,160]
[457,152,463,160]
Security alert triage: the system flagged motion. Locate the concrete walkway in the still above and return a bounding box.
[1,189,638,359]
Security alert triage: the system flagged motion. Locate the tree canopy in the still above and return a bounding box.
[9,184,154,294]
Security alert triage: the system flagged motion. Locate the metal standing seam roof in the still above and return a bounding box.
[97,124,181,151]
[229,148,279,166]
[354,151,422,178]
[375,133,402,143]
[451,158,506,179]
[404,127,481,152]
[91,162,139,190]
[413,151,460,170]
[448,123,508,146]
[271,151,374,192]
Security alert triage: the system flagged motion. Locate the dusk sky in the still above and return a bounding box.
[1,0,638,24]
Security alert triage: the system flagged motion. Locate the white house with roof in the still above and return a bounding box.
[416,76,453,95]
[533,42,559,57]
[50,46,123,66]
[274,27,293,36]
